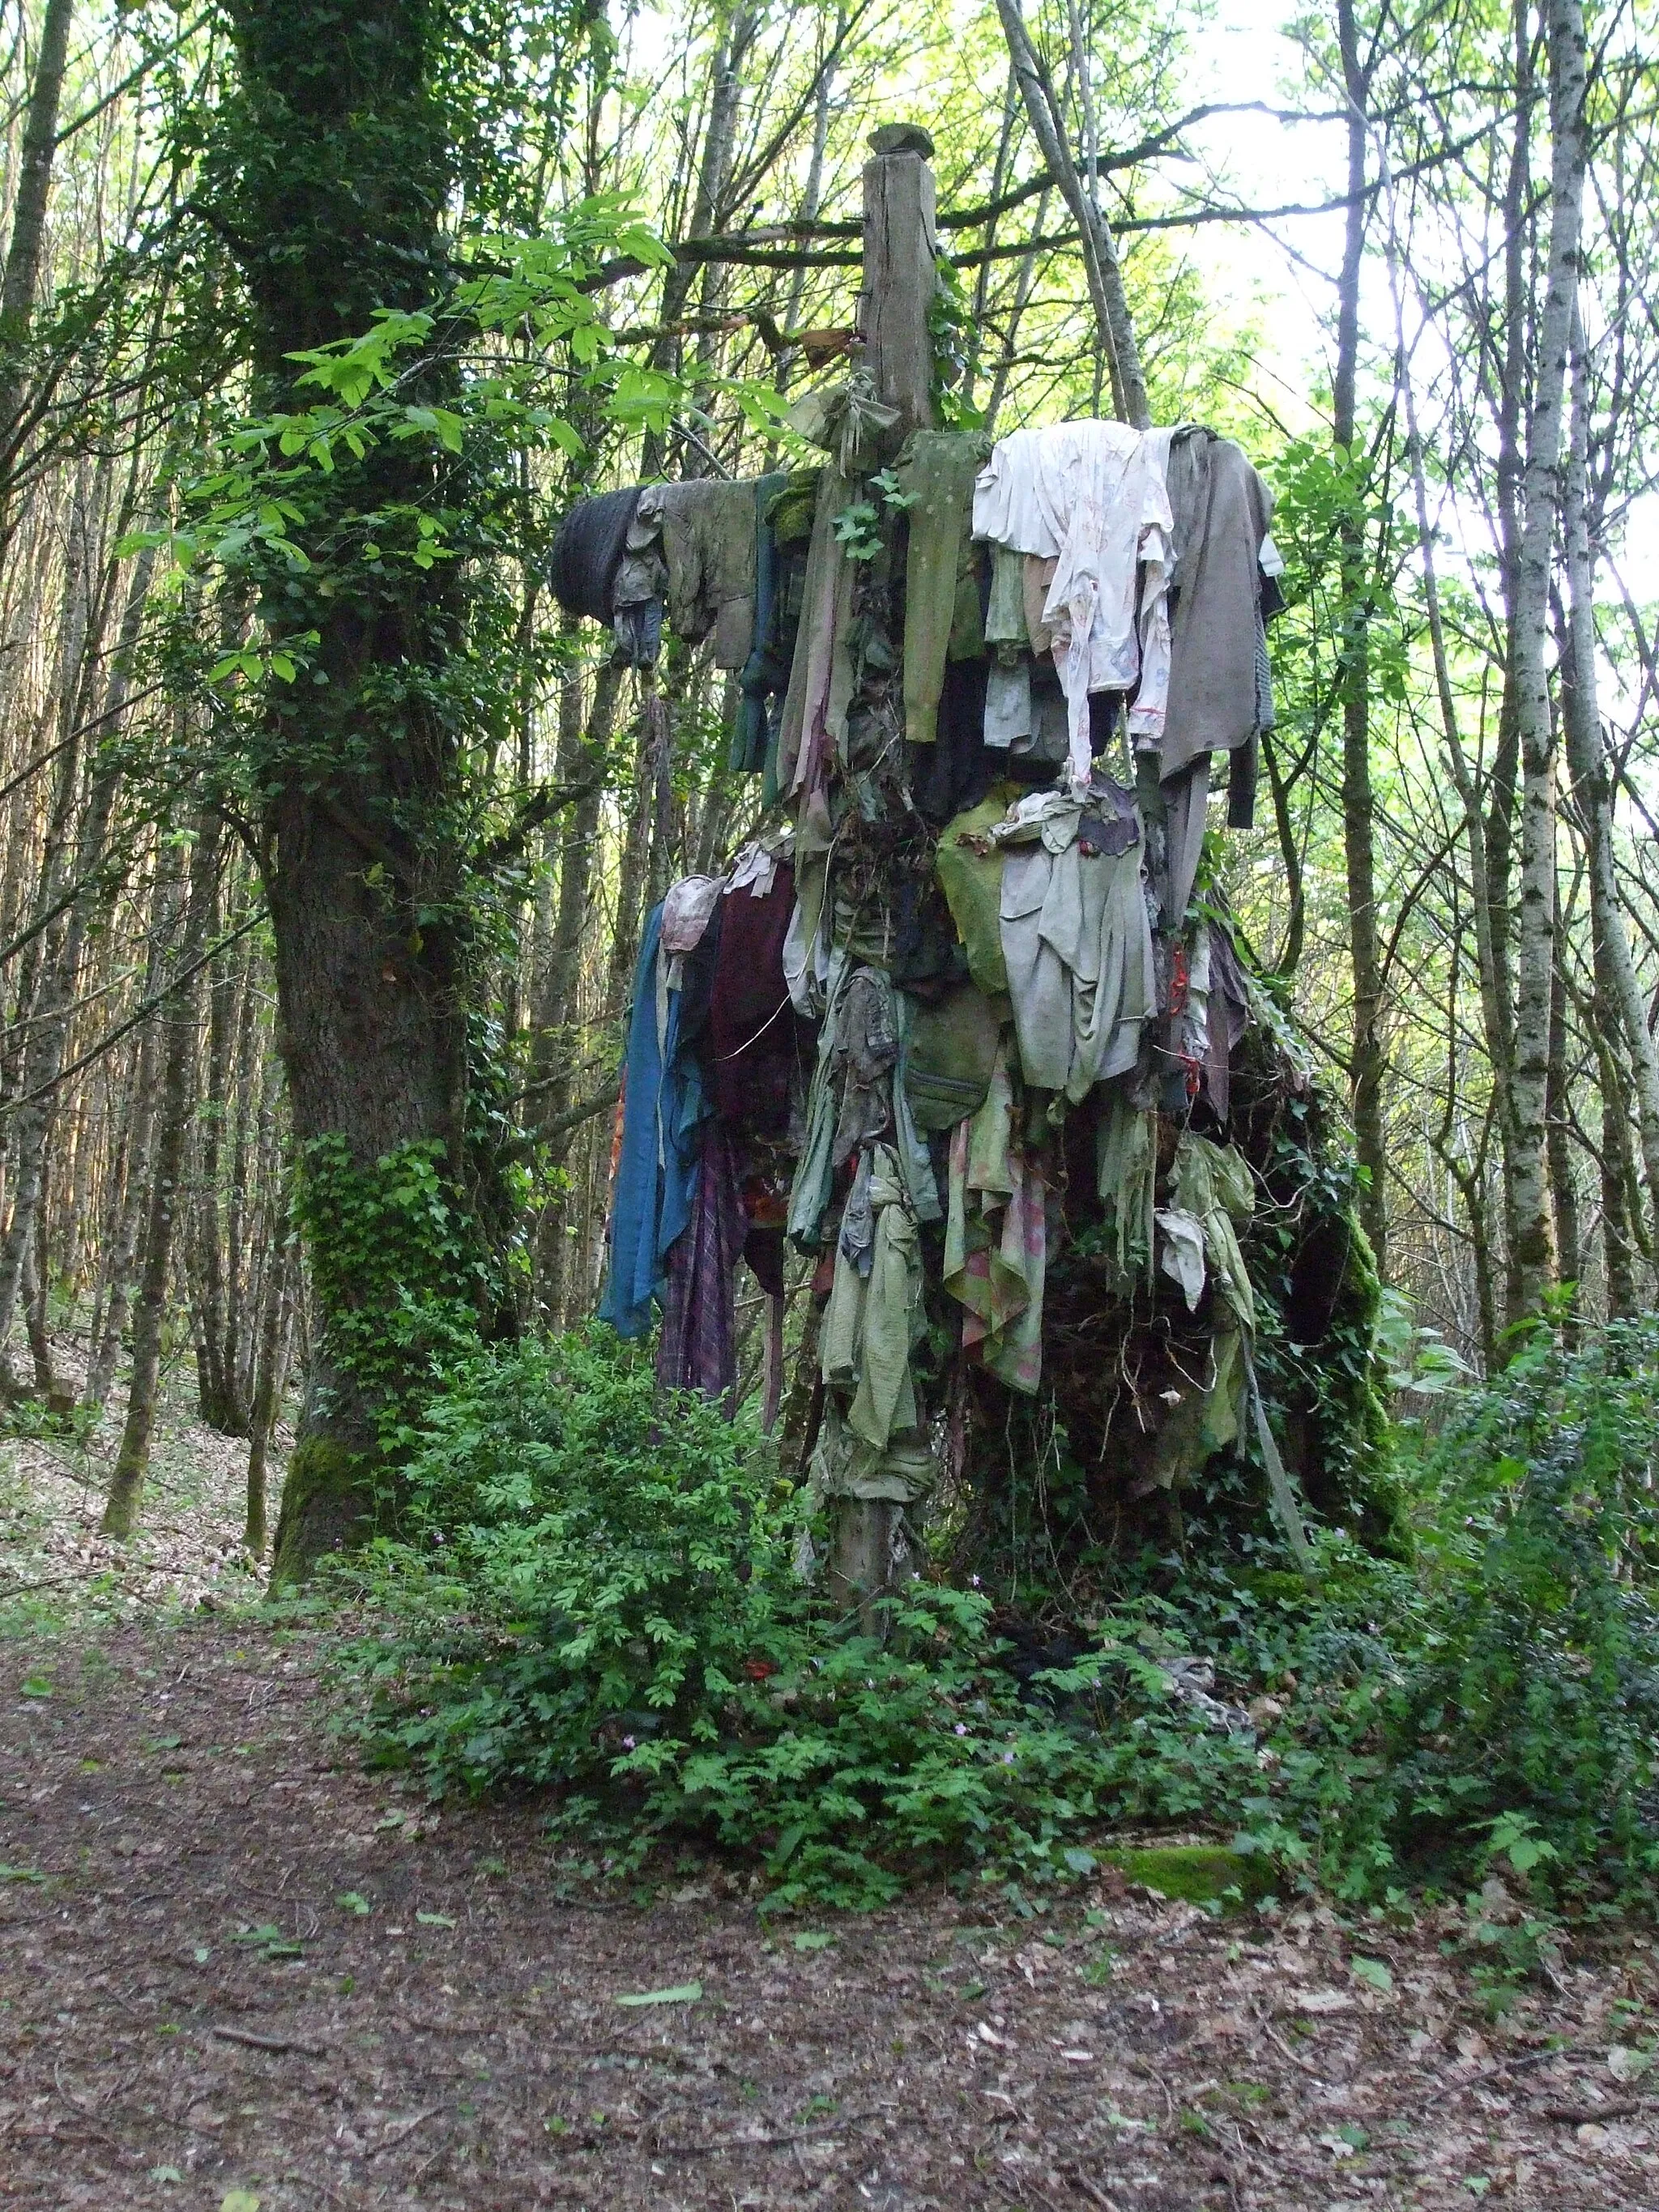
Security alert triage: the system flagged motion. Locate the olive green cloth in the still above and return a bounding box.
[821,1142,924,1451]
[897,431,990,746]
[777,464,852,795]
[1095,1087,1158,1289]
[638,479,757,669]
[903,980,1009,1132]
[935,789,1019,995]
[992,791,1155,1102]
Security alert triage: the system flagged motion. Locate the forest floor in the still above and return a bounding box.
[3,1355,1659,2210]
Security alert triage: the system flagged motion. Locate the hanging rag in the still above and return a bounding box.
[1127,424,1183,746]
[776,464,854,798]
[935,789,1017,996]
[549,487,642,624]
[788,956,940,1247]
[612,504,668,668]
[897,430,991,748]
[821,1143,925,1450]
[990,786,1155,1101]
[984,543,1029,657]
[1153,1132,1258,1460]
[1158,433,1276,781]
[787,372,903,475]
[1201,919,1252,1122]
[983,658,1031,750]
[805,1397,936,1518]
[708,857,808,1138]
[638,479,758,669]
[1095,1086,1158,1290]
[973,421,1171,790]
[599,902,710,1338]
[1160,754,1210,929]
[942,1039,1047,1393]
[910,652,997,825]
[656,1119,747,1404]
[903,980,1008,1132]
[659,873,724,986]
[732,469,791,774]
[1166,1131,1256,1331]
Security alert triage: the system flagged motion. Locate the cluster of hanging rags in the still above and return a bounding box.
[555,401,1296,1558]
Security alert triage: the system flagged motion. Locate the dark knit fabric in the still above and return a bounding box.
[549,487,640,624]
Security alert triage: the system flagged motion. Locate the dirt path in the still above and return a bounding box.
[2,1622,1656,2210]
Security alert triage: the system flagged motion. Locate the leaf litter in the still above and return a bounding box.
[3,1407,1659,2207]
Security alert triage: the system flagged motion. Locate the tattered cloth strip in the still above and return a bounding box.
[1094,1087,1158,1290]
[896,430,990,748]
[599,903,707,1340]
[656,1119,747,1406]
[1158,433,1277,778]
[775,465,853,798]
[638,479,758,669]
[943,1041,1047,1395]
[821,1143,924,1451]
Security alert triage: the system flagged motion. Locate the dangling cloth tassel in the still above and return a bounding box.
[1243,1343,1318,1582]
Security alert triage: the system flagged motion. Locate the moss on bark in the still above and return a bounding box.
[269,1435,377,1589]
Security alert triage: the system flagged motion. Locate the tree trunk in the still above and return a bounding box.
[83,876,173,1413]
[991,0,1148,427]
[245,1225,295,1556]
[1506,0,1588,1323]
[531,654,620,1321]
[0,486,135,1363]
[210,1,506,1582]
[1483,0,1537,1321]
[1333,0,1388,1279]
[102,816,220,1538]
[0,0,75,484]
[1559,308,1659,1259]
[1545,948,1579,1320]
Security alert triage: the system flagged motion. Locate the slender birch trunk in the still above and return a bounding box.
[1507,0,1589,1321]
[102,814,220,1538]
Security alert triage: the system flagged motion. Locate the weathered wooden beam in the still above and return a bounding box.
[829,125,940,1625]
[856,122,937,439]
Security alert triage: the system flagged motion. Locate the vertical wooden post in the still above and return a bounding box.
[829,124,939,1630]
[857,123,937,437]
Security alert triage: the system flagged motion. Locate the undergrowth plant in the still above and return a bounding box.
[327,1323,1659,1914]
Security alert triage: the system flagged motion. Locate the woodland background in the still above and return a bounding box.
[0,0,1653,1554]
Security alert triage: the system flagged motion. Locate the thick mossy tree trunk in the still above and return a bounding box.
[206,2,492,1583]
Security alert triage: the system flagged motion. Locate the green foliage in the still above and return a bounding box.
[1367,1319,1659,1890]
[331,1335,1264,1906]
[329,1323,1659,1920]
[292,1136,494,1461]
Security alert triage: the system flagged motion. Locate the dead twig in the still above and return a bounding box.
[1247,2004,1331,2079]
[1059,2165,1125,2212]
[211,2023,327,2059]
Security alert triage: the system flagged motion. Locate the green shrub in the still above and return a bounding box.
[331,1334,1209,1906]
[329,1323,1659,1913]
[1369,1318,1659,1894]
